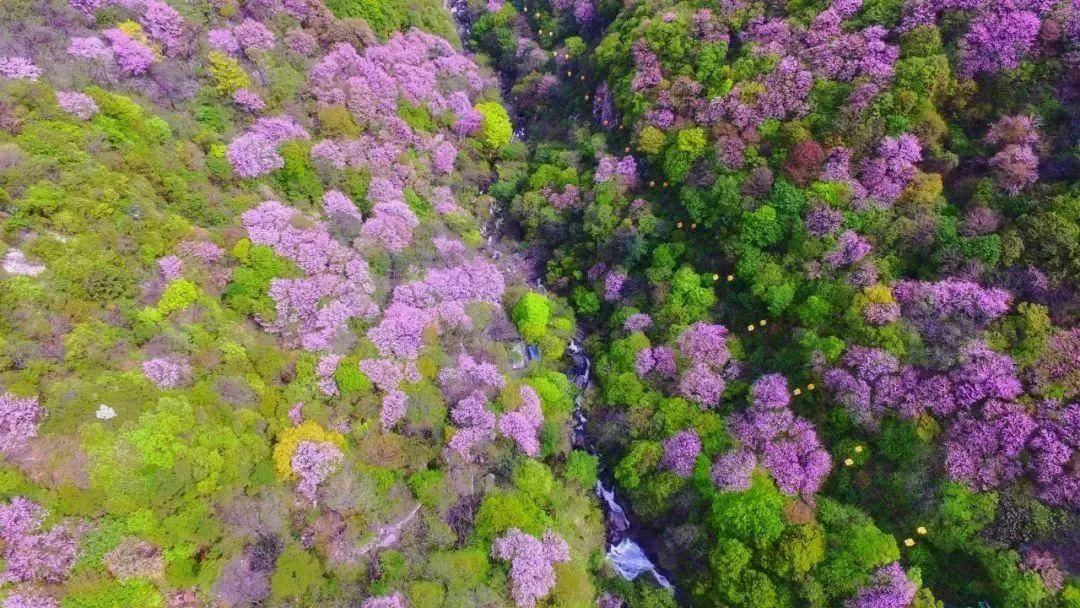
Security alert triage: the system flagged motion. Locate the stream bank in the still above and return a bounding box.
[446,2,674,592]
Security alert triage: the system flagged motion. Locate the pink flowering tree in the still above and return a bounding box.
[498,386,544,457]
[56,91,99,119]
[0,393,44,456]
[291,441,343,503]
[142,357,191,389]
[846,562,916,608]
[729,374,832,497]
[0,497,81,583]
[492,529,570,608]
[661,429,701,477]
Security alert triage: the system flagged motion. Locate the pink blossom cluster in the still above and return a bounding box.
[623,313,653,331]
[491,529,570,608]
[227,115,310,178]
[102,28,154,75]
[742,0,898,90]
[67,37,112,60]
[391,257,505,315]
[138,0,186,55]
[711,448,757,492]
[158,255,183,280]
[0,57,43,81]
[242,200,378,350]
[311,135,404,172]
[316,354,341,396]
[631,40,662,92]
[232,88,265,113]
[381,390,408,430]
[543,184,581,211]
[858,134,922,207]
[361,593,407,608]
[449,385,544,460]
[142,356,191,389]
[367,304,436,360]
[900,0,1055,76]
[985,115,1041,195]
[0,497,80,583]
[438,353,506,401]
[2,593,59,608]
[448,391,497,460]
[593,82,618,127]
[308,31,492,125]
[892,278,1012,338]
[177,240,223,264]
[635,345,677,378]
[677,323,733,407]
[68,0,186,55]
[708,56,813,130]
[0,393,44,456]
[595,155,638,186]
[635,324,735,407]
[360,358,421,393]
[729,374,832,497]
[821,147,869,202]
[498,386,544,457]
[661,429,701,477]
[361,178,420,252]
[957,8,1044,78]
[804,203,844,237]
[846,562,917,608]
[56,91,99,119]
[551,0,596,24]
[209,19,276,55]
[823,342,1076,507]
[603,272,627,302]
[322,190,363,222]
[358,356,419,431]
[823,230,872,269]
[291,440,342,502]
[284,28,317,56]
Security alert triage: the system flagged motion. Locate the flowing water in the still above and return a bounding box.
[449,6,674,591]
[568,340,674,590]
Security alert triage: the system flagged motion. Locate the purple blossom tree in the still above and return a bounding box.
[102,28,154,75]
[959,10,1042,78]
[624,313,652,332]
[291,440,343,502]
[711,449,757,492]
[0,393,44,456]
[232,88,265,113]
[492,529,570,608]
[498,386,544,457]
[381,390,408,431]
[846,562,917,608]
[2,593,59,608]
[0,498,80,583]
[448,391,496,461]
[142,357,191,389]
[730,374,832,497]
[361,594,407,608]
[0,57,42,81]
[56,91,99,119]
[661,429,701,477]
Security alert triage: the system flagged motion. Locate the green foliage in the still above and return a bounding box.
[513,460,555,503]
[207,52,250,95]
[473,490,552,543]
[564,450,599,488]
[512,292,552,342]
[223,243,298,318]
[476,102,513,150]
[271,543,328,603]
